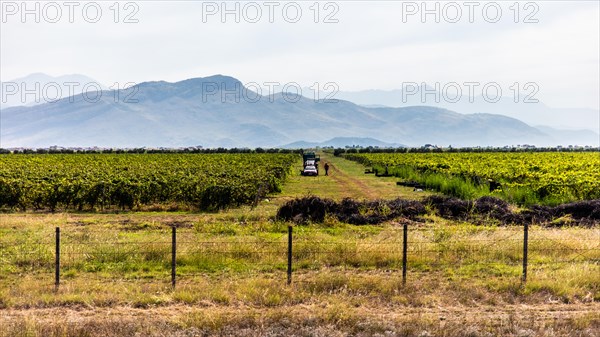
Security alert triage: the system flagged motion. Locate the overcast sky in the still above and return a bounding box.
[1,1,598,109]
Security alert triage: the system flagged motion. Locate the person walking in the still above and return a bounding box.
[324,162,330,176]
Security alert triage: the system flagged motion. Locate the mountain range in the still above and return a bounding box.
[1,73,107,108]
[282,137,405,149]
[1,75,598,148]
[334,88,600,133]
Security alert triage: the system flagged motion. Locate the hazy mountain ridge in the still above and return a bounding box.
[1,73,108,110]
[1,75,598,148]
[336,89,600,133]
[282,137,405,149]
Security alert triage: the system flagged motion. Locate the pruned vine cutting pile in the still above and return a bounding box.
[277,196,600,226]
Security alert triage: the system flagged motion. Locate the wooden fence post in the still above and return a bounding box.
[402,223,408,285]
[287,225,293,285]
[55,227,60,290]
[172,226,177,288]
[522,223,528,283]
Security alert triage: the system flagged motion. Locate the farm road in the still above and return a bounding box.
[275,152,430,204]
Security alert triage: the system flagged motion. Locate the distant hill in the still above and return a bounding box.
[1,73,106,108]
[535,126,599,147]
[1,75,593,148]
[282,137,405,149]
[336,88,600,133]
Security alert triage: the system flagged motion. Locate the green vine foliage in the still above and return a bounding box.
[0,153,296,211]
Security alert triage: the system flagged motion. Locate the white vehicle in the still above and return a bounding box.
[302,165,318,176]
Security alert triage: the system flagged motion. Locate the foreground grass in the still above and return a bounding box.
[1,215,598,308]
[1,265,598,309]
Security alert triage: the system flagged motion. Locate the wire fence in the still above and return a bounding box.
[0,224,598,288]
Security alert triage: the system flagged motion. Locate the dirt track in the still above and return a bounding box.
[326,161,379,200]
[2,303,598,336]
